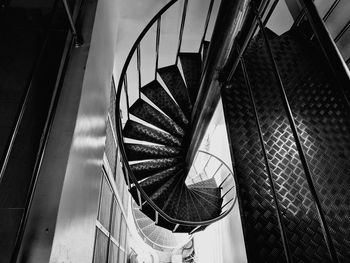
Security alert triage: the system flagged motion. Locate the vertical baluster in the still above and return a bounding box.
[199,0,215,54]
[175,0,189,64]
[137,44,141,97]
[123,75,130,120]
[155,17,161,80]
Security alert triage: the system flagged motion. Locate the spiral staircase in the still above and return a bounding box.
[115,0,350,261]
[115,0,236,235]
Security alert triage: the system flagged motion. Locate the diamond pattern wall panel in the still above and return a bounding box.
[222,66,287,263]
[270,30,350,262]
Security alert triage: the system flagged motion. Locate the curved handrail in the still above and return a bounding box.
[131,200,191,250]
[115,0,235,227]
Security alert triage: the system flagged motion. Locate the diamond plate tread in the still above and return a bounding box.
[129,165,181,204]
[141,80,189,128]
[130,157,183,181]
[167,183,187,220]
[158,65,192,117]
[187,177,217,188]
[179,52,202,104]
[129,99,185,137]
[188,190,213,221]
[124,143,182,161]
[185,188,202,221]
[123,120,182,147]
[270,28,350,262]
[222,66,288,263]
[150,170,182,209]
[189,187,221,201]
[190,189,222,211]
[163,178,184,215]
[189,188,222,216]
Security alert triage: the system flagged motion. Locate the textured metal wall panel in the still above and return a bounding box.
[270,29,350,262]
[222,26,350,262]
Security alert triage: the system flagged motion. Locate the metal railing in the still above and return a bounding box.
[115,0,239,231]
[186,150,236,215]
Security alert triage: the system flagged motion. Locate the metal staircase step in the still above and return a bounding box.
[125,143,182,161]
[187,177,217,188]
[123,120,182,147]
[129,165,181,205]
[179,53,202,105]
[141,80,189,128]
[129,99,185,137]
[130,157,183,181]
[158,65,192,118]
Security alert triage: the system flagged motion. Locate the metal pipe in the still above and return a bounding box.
[175,0,189,64]
[173,223,180,232]
[334,19,350,42]
[323,0,340,21]
[257,13,339,262]
[221,186,233,199]
[190,225,201,235]
[123,75,130,120]
[213,163,223,178]
[218,173,230,188]
[137,44,141,97]
[155,211,159,224]
[199,0,215,54]
[186,0,252,169]
[240,56,291,263]
[61,0,83,47]
[221,198,233,210]
[155,17,161,80]
[137,189,142,209]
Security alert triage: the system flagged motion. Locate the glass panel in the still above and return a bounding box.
[158,0,182,67]
[110,199,121,241]
[140,23,157,86]
[181,0,211,52]
[93,228,109,263]
[105,121,116,174]
[119,220,127,249]
[118,249,125,263]
[98,176,113,230]
[108,241,119,263]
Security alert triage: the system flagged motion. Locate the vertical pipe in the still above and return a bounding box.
[137,44,141,97]
[123,75,130,120]
[323,0,340,21]
[61,0,83,47]
[257,15,339,263]
[240,57,291,263]
[175,0,189,64]
[155,17,161,80]
[199,0,215,54]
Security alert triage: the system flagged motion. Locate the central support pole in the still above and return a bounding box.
[185,0,257,170]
